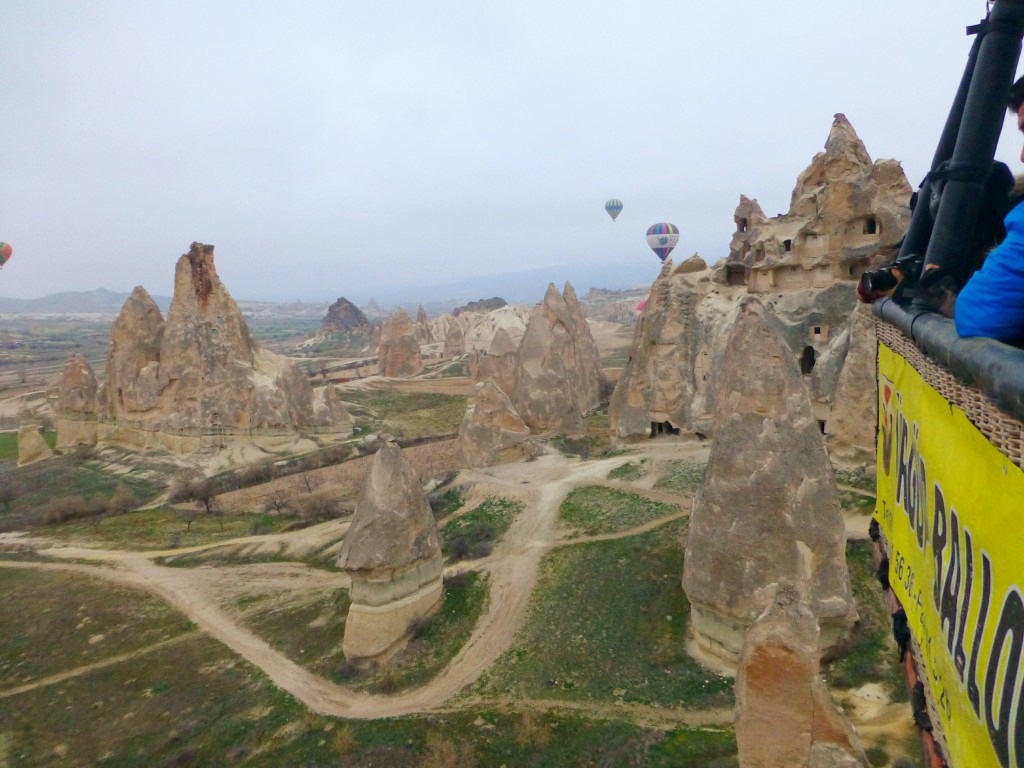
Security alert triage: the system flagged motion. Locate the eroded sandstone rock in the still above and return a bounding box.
[682,301,856,671]
[47,354,99,449]
[17,407,53,466]
[443,320,466,358]
[470,327,518,396]
[825,303,878,463]
[511,282,605,434]
[735,583,868,768]
[377,309,423,378]
[336,439,443,665]
[455,379,532,468]
[318,297,375,355]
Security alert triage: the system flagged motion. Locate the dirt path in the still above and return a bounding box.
[4,447,697,721]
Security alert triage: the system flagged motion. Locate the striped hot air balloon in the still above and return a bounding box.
[605,199,623,222]
[645,223,679,262]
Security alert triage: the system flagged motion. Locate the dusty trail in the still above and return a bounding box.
[4,447,708,722]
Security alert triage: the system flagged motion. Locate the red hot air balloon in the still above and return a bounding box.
[645,223,679,262]
[0,243,12,268]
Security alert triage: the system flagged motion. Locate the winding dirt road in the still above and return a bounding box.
[1,443,715,722]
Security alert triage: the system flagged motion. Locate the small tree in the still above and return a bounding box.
[262,488,293,515]
[300,470,322,494]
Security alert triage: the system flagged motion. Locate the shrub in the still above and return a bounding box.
[292,489,344,521]
[39,495,106,525]
[107,484,141,516]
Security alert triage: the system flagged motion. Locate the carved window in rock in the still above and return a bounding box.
[812,325,829,343]
[726,265,746,286]
[863,215,878,235]
[650,420,680,438]
[783,239,793,252]
[738,217,749,233]
[800,345,817,375]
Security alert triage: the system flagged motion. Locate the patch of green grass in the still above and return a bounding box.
[476,519,734,709]
[442,496,522,561]
[653,460,706,494]
[349,570,490,693]
[823,540,905,700]
[340,389,466,438]
[838,488,876,516]
[835,466,876,492]
[0,432,18,461]
[607,459,648,481]
[429,485,465,520]
[647,728,739,767]
[45,506,307,551]
[0,568,194,689]
[559,486,679,538]
[241,588,351,678]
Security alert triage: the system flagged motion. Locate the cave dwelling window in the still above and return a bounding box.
[863,216,878,235]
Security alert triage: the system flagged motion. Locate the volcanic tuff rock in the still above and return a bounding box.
[470,327,518,396]
[416,305,431,343]
[49,244,344,453]
[321,297,371,335]
[377,309,424,378]
[682,301,856,671]
[455,379,533,468]
[454,296,507,316]
[463,304,531,353]
[511,282,605,434]
[17,407,54,466]
[725,114,911,292]
[610,115,907,455]
[442,320,466,358]
[735,584,868,768]
[47,354,99,448]
[336,439,443,664]
[825,303,878,463]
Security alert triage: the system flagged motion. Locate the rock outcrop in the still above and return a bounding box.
[454,297,506,316]
[735,583,868,768]
[682,301,856,671]
[47,354,100,449]
[415,305,431,344]
[336,439,443,665]
[377,309,423,378]
[17,407,54,466]
[470,327,518,396]
[610,115,909,456]
[316,297,375,355]
[463,304,531,353]
[442,320,466,358]
[511,282,605,434]
[49,244,347,454]
[825,303,878,463]
[725,114,910,292]
[455,379,533,468]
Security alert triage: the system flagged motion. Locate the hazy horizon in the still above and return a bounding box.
[2,2,1019,303]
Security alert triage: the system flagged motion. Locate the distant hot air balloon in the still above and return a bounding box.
[646,223,679,262]
[0,243,12,269]
[605,199,623,222]
[636,298,648,313]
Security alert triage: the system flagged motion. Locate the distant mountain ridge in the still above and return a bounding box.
[0,288,173,314]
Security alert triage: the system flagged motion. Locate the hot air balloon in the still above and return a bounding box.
[0,243,12,268]
[605,199,623,222]
[645,223,679,262]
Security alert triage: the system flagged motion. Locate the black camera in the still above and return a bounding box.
[857,253,925,302]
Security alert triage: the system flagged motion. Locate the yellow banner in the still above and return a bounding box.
[876,343,1024,768]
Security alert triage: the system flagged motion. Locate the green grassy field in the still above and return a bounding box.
[339,389,467,438]
[559,486,679,537]
[441,496,522,561]
[475,519,734,709]
[652,460,706,494]
[607,458,649,481]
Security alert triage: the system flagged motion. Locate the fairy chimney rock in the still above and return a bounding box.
[471,327,518,396]
[682,300,856,671]
[735,583,868,768]
[456,379,532,468]
[443,320,466,358]
[103,286,165,419]
[336,439,443,665]
[377,309,424,378]
[47,354,100,449]
[511,282,605,434]
[17,407,54,466]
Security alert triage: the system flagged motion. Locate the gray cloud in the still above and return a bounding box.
[0,1,1015,303]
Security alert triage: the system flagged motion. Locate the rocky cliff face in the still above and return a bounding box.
[377,309,424,378]
[682,301,856,671]
[511,282,605,435]
[336,439,443,665]
[47,354,99,448]
[610,115,906,460]
[724,114,910,292]
[17,407,54,467]
[470,327,518,397]
[735,584,868,768]
[49,243,345,453]
[455,379,533,468]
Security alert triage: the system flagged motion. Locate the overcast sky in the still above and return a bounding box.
[1,1,1019,304]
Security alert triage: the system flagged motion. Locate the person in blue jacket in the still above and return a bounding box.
[956,77,1024,343]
